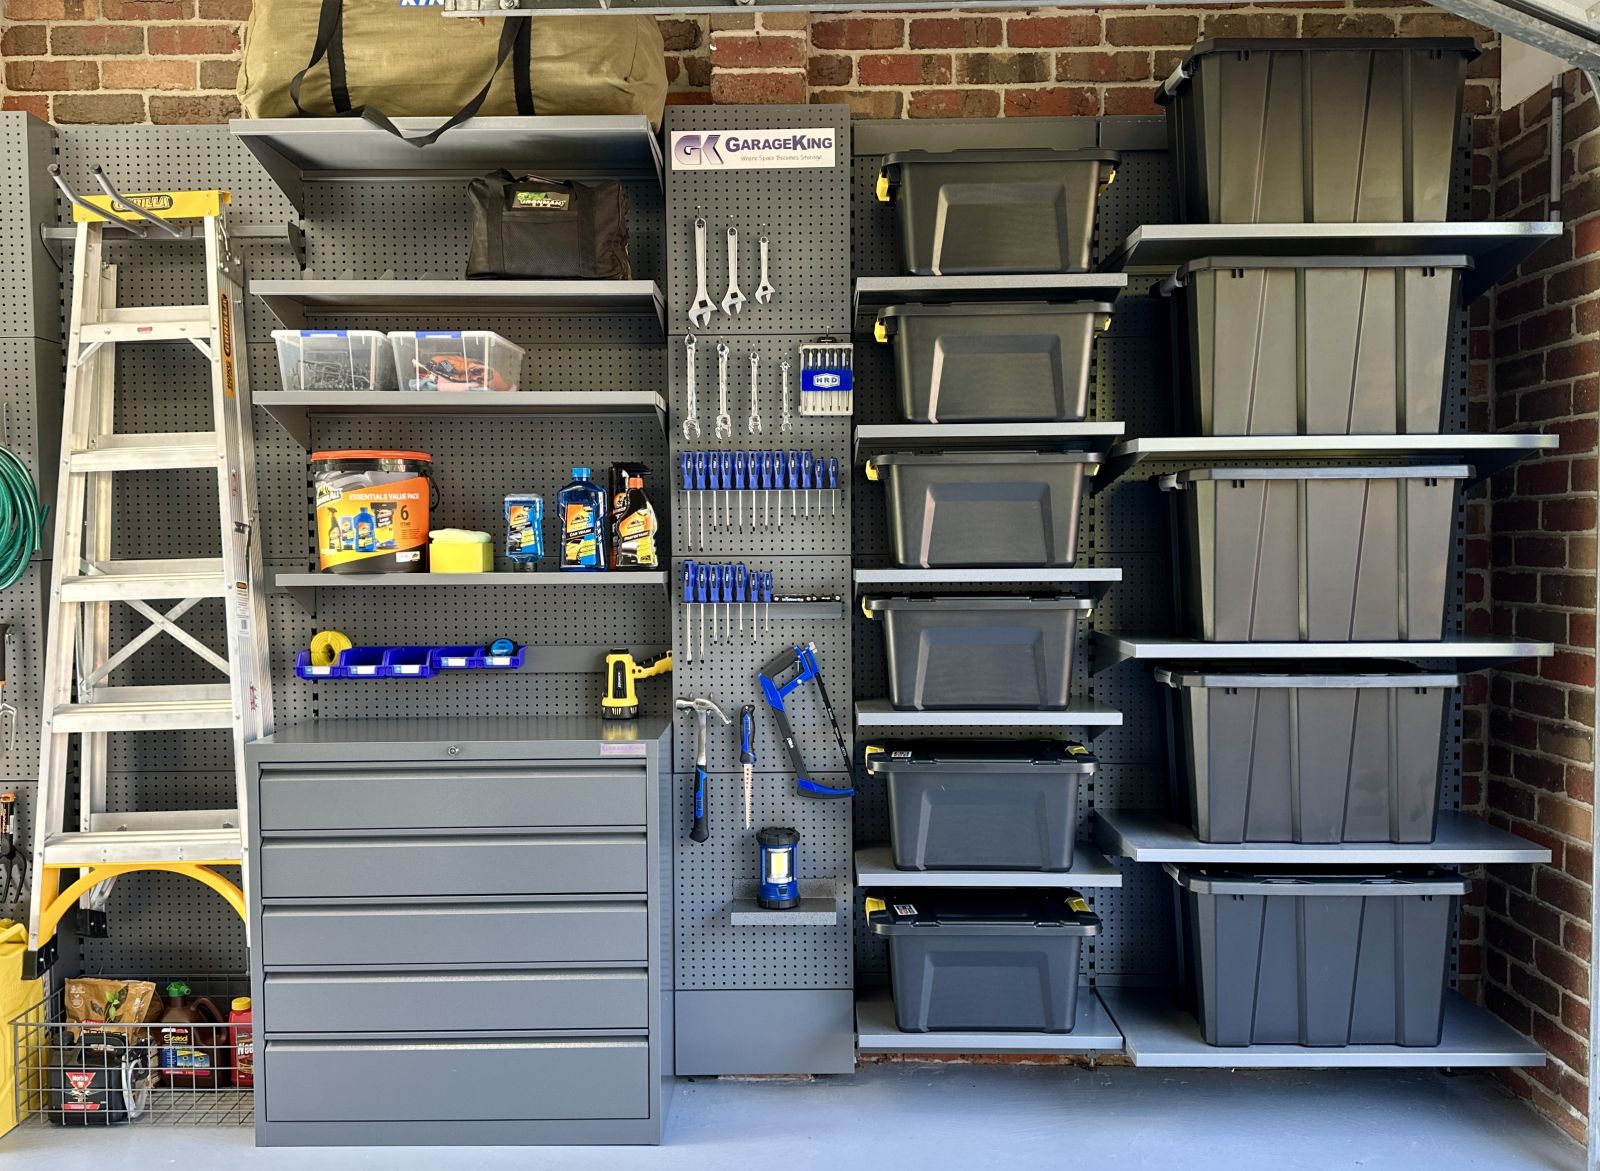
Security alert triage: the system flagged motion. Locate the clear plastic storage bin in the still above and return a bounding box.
[389,331,527,393]
[272,330,398,392]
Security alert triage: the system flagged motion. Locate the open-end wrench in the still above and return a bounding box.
[722,226,746,315]
[681,334,701,442]
[755,236,774,304]
[714,343,732,439]
[778,359,794,434]
[689,217,716,328]
[747,350,763,434]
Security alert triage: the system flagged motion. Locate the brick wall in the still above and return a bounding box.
[2,0,1596,1146]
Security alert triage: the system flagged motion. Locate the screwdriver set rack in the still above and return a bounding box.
[678,448,843,547]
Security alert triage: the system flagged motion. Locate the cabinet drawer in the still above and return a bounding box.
[259,834,644,899]
[258,765,646,832]
[260,903,646,967]
[264,969,648,1033]
[264,1038,649,1122]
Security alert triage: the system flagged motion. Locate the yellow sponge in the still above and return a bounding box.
[429,529,493,573]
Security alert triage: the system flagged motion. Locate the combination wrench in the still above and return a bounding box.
[714,343,732,439]
[747,350,763,434]
[681,335,701,442]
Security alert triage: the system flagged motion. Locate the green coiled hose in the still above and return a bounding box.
[0,445,46,591]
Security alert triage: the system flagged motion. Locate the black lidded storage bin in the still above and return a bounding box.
[866,595,1091,711]
[1167,865,1467,1047]
[877,148,1119,275]
[869,889,1099,1032]
[1158,38,1478,223]
[1161,256,1469,436]
[869,451,1098,568]
[1162,466,1467,642]
[1157,669,1460,844]
[866,742,1096,871]
[877,302,1112,424]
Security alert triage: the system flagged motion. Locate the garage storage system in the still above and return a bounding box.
[0,19,1592,1155]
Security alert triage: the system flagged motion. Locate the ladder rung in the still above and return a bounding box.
[81,315,211,344]
[52,694,233,733]
[69,432,220,473]
[42,826,241,867]
[61,559,228,602]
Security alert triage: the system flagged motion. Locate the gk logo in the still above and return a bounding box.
[675,134,724,168]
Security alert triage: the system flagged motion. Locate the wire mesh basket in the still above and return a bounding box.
[10,975,252,1128]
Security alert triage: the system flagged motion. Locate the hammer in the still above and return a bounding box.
[676,696,731,843]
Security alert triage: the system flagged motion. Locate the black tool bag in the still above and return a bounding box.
[466,171,632,281]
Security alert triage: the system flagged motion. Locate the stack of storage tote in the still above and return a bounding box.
[861,145,1121,1039]
[1145,37,1497,1049]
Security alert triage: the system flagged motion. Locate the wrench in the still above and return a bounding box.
[722,226,746,316]
[755,236,774,304]
[681,335,701,442]
[714,343,732,439]
[689,217,716,328]
[747,350,763,434]
[778,359,794,434]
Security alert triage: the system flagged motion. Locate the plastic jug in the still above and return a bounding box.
[158,983,225,1088]
[229,997,253,1089]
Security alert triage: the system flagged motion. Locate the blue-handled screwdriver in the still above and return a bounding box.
[680,559,696,662]
[692,451,708,546]
[734,562,748,634]
[696,561,710,651]
[718,562,733,644]
[801,450,815,518]
[679,452,694,550]
[706,448,722,533]
[760,569,774,635]
[746,450,760,530]
[733,450,748,532]
[826,457,840,516]
[761,450,775,528]
[786,451,800,518]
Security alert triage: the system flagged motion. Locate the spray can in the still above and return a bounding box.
[558,467,607,571]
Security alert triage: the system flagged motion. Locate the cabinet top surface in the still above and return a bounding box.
[252,717,671,759]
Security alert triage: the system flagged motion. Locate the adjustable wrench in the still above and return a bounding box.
[747,350,763,434]
[681,334,701,442]
[722,225,746,315]
[755,236,774,304]
[689,217,716,328]
[714,343,732,439]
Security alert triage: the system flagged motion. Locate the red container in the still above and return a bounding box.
[229,997,253,1089]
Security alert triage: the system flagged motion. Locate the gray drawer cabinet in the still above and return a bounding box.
[246,718,673,1147]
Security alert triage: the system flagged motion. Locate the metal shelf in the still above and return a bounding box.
[854,699,1123,729]
[1100,988,1544,1069]
[856,988,1122,1054]
[250,279,665,332]
[1096,810,1551,865]
[855,845,1122,889]
[853,567,1120,599]
[255,390,667,447]
[276,571,667,614]
[1098,433,1557,489]
[230,115,663,213]
[728,898,839,926]
[855,422,1123,459]
[1101,221,1563,302]
[1093,634,1555,673]
[853,273,1128,317]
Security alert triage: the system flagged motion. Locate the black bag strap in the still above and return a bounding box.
[290,3,535,149]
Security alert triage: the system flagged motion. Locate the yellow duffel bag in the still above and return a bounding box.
[0,921,45,1139]
[239,1,667,137]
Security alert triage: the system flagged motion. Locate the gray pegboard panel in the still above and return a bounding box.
[3,114,62,343]
[672,775,852,990]
[79,861,247,978]
[665,107,850,337]
[668,333,850,560]
[302,177,663,288]
[0,564,46,780]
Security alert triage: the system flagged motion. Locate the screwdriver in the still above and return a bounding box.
[760,569,774,635]
[705,449,720,534]
[734,562,748,634]
[681,559,696,663]
[827,457,840,515]
[718,562,733,644]
[693,451,708,546]
[720,451,733,535]
[761,450,774,528]
[773,449,785,529]
[787,450,800,518]
[801,450,815,518]
[733,450,748,532]
[746,449,759,528]
[696,561,710,651]
[680,452,694,550]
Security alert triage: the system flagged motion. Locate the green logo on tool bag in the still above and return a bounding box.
[514,191,570,211]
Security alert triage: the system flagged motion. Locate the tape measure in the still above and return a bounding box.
[309,629,353,668]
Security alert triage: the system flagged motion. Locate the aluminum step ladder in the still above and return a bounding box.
[26,168,273,975]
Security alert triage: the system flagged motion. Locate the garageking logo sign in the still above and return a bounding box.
[671,130,836,171]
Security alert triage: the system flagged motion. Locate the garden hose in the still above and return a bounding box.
[0,444,45,591]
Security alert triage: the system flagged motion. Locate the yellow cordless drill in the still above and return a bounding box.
[601,649,673,720]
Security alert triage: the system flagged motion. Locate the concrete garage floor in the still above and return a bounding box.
[2,1063,1584,1171]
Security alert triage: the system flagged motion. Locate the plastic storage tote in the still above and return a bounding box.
[877,148,1119,275]
[1157,669,1459,844]
[876,302,1112,423]
[869,890,1099,1032]
[1158,38,1478,223]
[1161,257,1468,436]
[1162,466,1467,642]
[865,742,1096,871]
[865,595,1091,710]
[868,451,1098,568]
[1167,865,1467,1046]
[272,330,398,393]
[389,331,527,393]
